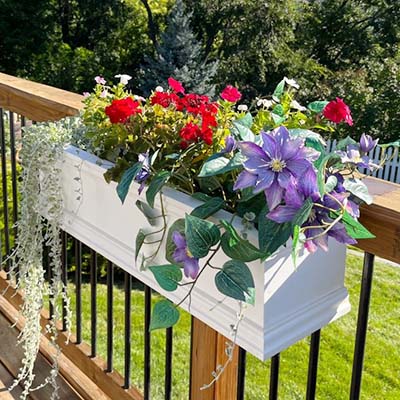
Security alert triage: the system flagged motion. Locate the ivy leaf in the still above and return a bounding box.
[258,205,292,257]
[116,161,143,204]
[231,121,255,141]
[191,192,212,203]
[165,219,186,264]
[149,300,180,331]
[198,154,229,177]
[343,178,373,205]
[273,104,285,117]
[191,197,225,219]
[292,198,313,227]
[220,221,264,262]
[185,214,220,258]
[317,154,340,195]
[135,229,146,260]
[235,112,253,128]
[135,200,160,226]
[149,264,182,292]
[215,260,255,304]
[146,170,171,208]
[334,210,375,239]
[273,79,285,100]
[336,136,357,150]
[307,101,329,113]
[271,113,286,125]
[325,175,338,193]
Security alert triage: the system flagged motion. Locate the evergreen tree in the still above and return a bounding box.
[139,0,217,97]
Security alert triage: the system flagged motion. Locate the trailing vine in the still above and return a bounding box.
[3,118,77,399]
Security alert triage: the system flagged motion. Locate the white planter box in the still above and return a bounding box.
[61,145,351,361]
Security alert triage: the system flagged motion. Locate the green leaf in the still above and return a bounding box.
[336,136,357,150]
[135,229,146,260]
[116,161,143,203]
[191,197,225,219]
[273,79,285,100]
[258,205,292,257]
[220,221,264,262]
[198,154,229,177]
[289,128,326,145]
[191,192,212,202]
[165,219,186,264]
[146,170,171,208]
[337,210,375,239]
[149,300,180,331]
[343,178,373,205]
[231,122,255,141]
[235,112,253,128]
[215,260,255,304]
[317,154,341,195]
[198,176,221,193]
[273,104,285,117]
[149,264,182,292]
[292,198,313,227]
[135,200,160,226]
[185,214,220,258]
[271,113,286,125]
[291,225,305,267]
[307,101,329,113]
[325,175,338,193]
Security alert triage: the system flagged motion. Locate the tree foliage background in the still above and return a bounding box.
[0,0,398,141]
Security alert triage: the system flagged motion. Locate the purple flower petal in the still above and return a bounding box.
[284,181,304,208]
[286,158,312,177]
[267,205,300,223]
[329,222,357,245]
[281,138,304,160]
[264,181,284,210]
[233,170,257,191]
[238,142,268,160]
[244,156,270,171]
[172,231,186,250]
[271,126,290,145]
[277,169,292,188]
[299,167,319,198]
[261,131,278,158]
[184,257,200,279]
[254,170,275,192]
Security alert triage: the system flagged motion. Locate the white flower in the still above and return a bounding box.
[257,99,273,109]
[134,95,146,102]
[100,89,108,98]
[115,74,132,85]
[284,77,300,89]
[155,86,164,92]
[94,76,106,85]
[237,104,248,112]
[290,100,307,111]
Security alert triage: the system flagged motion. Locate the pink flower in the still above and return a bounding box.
[220,85,242,103]
[323,98,353,126]
[95,76,106,85]
[168,77,185,94]
[83,92,90,98]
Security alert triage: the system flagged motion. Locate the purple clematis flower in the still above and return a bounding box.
[337,145,379,171]
[172,232,200,279]
[221,135,237,153]
[233,126,319,209]
[136,152,151,194]
[359,133,378,154]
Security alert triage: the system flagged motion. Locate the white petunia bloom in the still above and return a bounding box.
[291,100,307,111]
[155,86,164,92]
[237,104,248,112]
[284,77,300,89]
[115,74,132,85]
[134,95,146,102]
[257,99,273,109]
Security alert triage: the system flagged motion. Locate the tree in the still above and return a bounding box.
[139,0,218,96]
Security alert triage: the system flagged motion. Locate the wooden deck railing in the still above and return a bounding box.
[0,72,399,400]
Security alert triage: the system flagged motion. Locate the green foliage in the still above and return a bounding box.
[117,161,143,203]
[149,264,182,291]
[149,300,180,330]
[190,197,224,219]
[146,171,171,208]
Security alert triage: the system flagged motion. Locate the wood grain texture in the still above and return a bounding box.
[0,272,143,400]
[356,177,400,263]
[0,72,83,121]
[0,362,24,399]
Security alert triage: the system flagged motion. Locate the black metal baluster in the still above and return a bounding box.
[237,347,247,400]
[164,327,173,400]
[0,108,10,271]
[75,239,82,344]
[106,260,114,372]
[269,353,280,400]
[124,271,132,389]
[61,231,68,331]
[144,285,152,400]
[48,247,54,319]
[9,112,18,236]
[350,252,375,400]
[306,330,321,400]
[90,249,97,357]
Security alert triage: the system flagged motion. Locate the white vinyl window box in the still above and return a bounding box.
[61,145,351,361]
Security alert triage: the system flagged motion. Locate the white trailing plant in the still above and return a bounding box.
[4,118,77,399]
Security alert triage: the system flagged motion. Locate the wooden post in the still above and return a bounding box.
[190,317,239,400]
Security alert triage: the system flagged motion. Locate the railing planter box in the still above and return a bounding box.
[61,145,351,361]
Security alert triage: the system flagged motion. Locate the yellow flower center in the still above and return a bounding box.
[186,248,193,258]
[269,158,286,172]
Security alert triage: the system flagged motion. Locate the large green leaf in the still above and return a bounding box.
[336,136,357,150]
[149,300,180,331]
[215,260,255,304]
[135,199,160,226]
[149,264,182,292]
[135,229,146,261]
[146,170,171,208]
[231,121,255,141]
[185,214,220,258]
[343,178,373,205]
[307,101,329,113]
[292,198,313,227]
[258,205,292,257]
[191,197,225,219]
[165,219,186,264]
[116,161,143,203]
[235,112,253,128]
[291,225,306,267]
[220,221,264,262]
[273,79,285,100]
[198,154,229,177]
[335,210,375,239]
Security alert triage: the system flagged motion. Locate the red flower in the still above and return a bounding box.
[201,110,217,133]
[323,98,353,126]
[179,122,201,142]
[200,128,213,145]
[105,97,142,124]
[168,77,185,94]
[220,85,242,103]
[181,94,209,114]
[151,92,179,108]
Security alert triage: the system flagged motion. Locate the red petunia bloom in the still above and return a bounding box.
[179,122,201,142]
[220,85,242,103]
[323,98,353,126]
[151,91,179,108]
[105,97,142,124]
[200,128,213,145]
[181,94,210,114]
[168,77,185,94]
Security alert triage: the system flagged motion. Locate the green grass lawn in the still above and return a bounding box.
[67,253,400,400]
